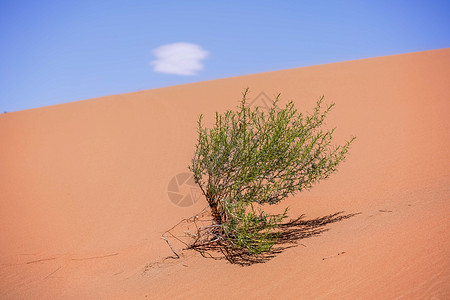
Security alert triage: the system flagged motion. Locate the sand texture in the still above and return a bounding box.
[1,48,449,299]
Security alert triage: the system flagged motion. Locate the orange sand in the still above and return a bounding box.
[1,48,449,299]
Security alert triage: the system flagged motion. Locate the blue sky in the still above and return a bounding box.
[1,1,449,113]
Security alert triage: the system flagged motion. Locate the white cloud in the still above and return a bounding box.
[151,42,209,75]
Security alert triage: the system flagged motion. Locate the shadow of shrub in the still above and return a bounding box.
[190,211,359,266]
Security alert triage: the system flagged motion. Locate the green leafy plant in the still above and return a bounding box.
[189,88,355,255]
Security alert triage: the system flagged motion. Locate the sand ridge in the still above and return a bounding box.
[1,48,449,299]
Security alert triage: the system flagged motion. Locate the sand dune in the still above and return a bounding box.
[1,48,449,299]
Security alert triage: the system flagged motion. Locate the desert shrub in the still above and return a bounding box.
[189,89,355,254]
